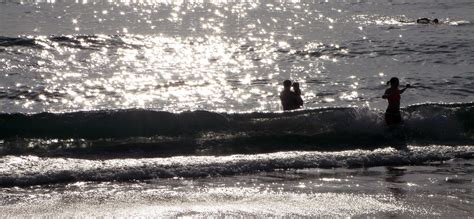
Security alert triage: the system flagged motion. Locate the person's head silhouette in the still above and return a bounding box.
[292,82,301,95]
[283,80,292,89]
[387,77,399,88]
[292,82,299,89]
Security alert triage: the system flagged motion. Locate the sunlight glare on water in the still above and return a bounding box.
[1,0,473,113]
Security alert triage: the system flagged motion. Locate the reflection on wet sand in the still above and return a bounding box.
[385,166,407,199]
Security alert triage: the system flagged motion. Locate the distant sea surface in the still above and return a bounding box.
[1,0,473,217]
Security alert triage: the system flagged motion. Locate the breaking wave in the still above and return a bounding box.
[0,102,473,157]
[0,145,472,187]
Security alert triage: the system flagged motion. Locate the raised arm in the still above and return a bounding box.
[400,84,411,94]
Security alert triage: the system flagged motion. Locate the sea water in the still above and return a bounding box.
[0,0,473,217]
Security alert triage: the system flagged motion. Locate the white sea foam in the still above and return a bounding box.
[1,145,472,187]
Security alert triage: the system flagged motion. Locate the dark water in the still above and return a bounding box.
[0,103,473,157]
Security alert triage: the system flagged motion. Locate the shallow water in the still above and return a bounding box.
[1,157,472,217]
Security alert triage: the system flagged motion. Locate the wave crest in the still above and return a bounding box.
[0,103,473,157]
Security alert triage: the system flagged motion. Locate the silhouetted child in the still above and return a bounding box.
[382,77,411,126]
[292,82,303,108]
[292,82,301,96]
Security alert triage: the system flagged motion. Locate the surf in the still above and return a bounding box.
[0,102,473,157]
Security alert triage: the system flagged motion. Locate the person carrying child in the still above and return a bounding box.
[280,80,303,111]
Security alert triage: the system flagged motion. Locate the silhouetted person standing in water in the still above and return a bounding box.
[382,77,411,125]
[280,80,303,111]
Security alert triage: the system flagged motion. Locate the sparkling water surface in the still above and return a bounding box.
[1,0,473,113]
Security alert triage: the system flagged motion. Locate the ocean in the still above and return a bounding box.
[1,0,473,217]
